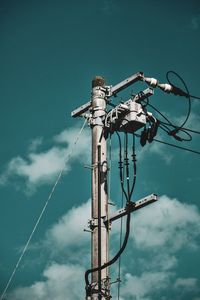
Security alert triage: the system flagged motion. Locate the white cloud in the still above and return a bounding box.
[115,195,200,299]
[137,138,173,164]
[174,277,199,291]
[120,271,172,300]
[46,200,90,251]
[131,195,200,252]
[7,195,200,300]
[0,125,91,193]
[28,137,43,152]
[8,263,85,300]
[7,200,91,300]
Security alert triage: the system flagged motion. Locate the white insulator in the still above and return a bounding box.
[158,83,173,93]
[119,104,129,110]
[144,77,158,87]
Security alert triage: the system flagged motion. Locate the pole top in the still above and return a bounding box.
[92,76,105,88]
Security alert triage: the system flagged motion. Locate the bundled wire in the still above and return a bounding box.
[142,100,193,142]
[140,71,200,144]
[117,133,136,300]
[85,132,137,298]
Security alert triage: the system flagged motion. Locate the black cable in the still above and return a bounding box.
[116,132,129,202]
[158,121,200,135]
[166,71,191,131]
[129,134,137,199]
[153,138,200,154]
[124,133,130,200]
[135,133,200,155]
[142,100,193,142]
[159,124,171,134]
[158,123,192,142]
[143,100,174,127]
[85,211,131,291]
[117,144,125,300]
[190,95,200,100]
[85,132,137,296]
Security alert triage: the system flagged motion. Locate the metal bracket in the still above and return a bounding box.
[89,218,109,231]
[104,193,158,224]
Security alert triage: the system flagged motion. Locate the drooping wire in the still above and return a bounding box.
[0,118,88,300]
[142,100,193,142]
[166,70,191,131]
[190,95,200,100]
[135,133,200,155]
[157,121,200,135]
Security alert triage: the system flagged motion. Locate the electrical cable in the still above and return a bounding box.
[117,135,125,300]
[129,134,137,200]
[190,95,200,100]
[142,100,193,142]
[124,133,130,199]
[85,131,137,296]
[135,133,200,155]
[166,71,191,131]
[158,121,200,135]
[143,100,174,126]
[117,133,137,300]
[116,132,129,202]
[0,119,88,300]
[85,210,131,291]
[142,70,194,141]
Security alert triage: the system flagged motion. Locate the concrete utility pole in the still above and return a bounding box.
[91,77,109,299]
[71,72,164,299]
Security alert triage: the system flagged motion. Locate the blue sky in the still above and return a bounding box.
[0,1,200,299]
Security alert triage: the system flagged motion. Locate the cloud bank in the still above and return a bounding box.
[6,195,200,300]
[0,125,90,193]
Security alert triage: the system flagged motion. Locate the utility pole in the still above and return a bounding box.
[90,77,109,299]
[71,71,183,299]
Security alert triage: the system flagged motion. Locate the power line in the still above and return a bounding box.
[158,121,200,135]
[135,133,200,155]
[153,138,200,155]
[190,95,200,100]
[0,119,87,300]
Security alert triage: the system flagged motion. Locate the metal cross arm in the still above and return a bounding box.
[110,71,144,96]
[71,72,145,118]
[104,194,158,224]
[71,100,91,118]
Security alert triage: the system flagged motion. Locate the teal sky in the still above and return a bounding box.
[0,1,200,299]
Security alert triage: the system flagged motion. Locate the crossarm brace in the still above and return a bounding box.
[104,193,158,224]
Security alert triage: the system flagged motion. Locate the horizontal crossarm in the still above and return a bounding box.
[104,193,158,224]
